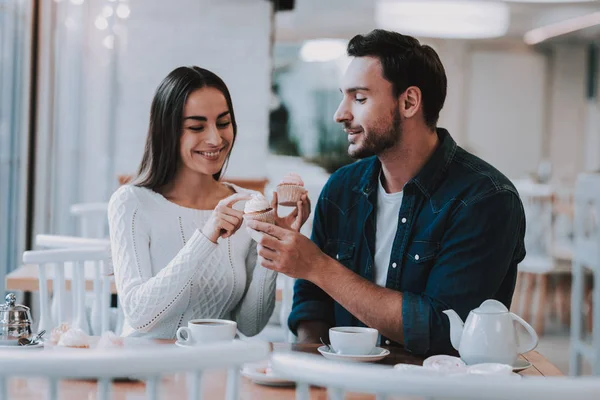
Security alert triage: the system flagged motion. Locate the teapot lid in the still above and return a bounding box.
[473,299,508,314]
[0,293,30,313]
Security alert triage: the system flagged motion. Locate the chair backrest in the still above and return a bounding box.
[514,179,554,259]
[0,339,269,400]
[36,234,110,249]
[271,352,600,400]
[70,202,109,238]
[34,234,116,335]
[23,247,112,335]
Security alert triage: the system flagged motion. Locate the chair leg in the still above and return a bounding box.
[523,273,536,323]
[535,274,549,336]
[586,285,593,335]
[556,275,571,327]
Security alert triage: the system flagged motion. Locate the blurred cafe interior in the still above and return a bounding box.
[2,0,600,398]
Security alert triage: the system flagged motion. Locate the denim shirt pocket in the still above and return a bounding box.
[406,240,439,263]
[326,240,356,270]
[403,240,440,290]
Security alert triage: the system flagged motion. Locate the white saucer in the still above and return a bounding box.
[513,359,532,372]
[0,342,43,350]
[175,341,196,348]
[241,363,295,387]
[317,346,390,362]
[422,355,532,373]
[393,363,521,379]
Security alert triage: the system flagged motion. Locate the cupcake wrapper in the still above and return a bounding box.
[277,185,306,206]
[243,209,275,225]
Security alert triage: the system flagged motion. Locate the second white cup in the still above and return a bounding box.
[176,319,237,346]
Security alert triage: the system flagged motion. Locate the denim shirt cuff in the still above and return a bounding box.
[287,300,334,335]
[402,292,431,355]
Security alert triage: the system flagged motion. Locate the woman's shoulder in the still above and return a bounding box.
[108,185,157,214]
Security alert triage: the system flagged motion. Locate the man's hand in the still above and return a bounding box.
[271,191,311,232]
[246,220,327,282]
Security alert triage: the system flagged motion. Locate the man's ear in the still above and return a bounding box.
[400,86,421,119]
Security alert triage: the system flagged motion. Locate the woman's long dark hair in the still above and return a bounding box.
[134,66,237,190]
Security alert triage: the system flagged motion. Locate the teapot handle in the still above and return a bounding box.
[511,313,538,354]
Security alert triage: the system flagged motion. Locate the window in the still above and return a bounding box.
[0,0,33,292]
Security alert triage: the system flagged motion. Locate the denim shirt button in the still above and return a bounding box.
[401,218,407,224]
[336,254,340,260]
[391,262,397,268]
[385,340,391,345]
[414,254,420,261]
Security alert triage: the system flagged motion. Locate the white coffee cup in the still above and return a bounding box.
[329,327,378,355]
[176,319,237,346]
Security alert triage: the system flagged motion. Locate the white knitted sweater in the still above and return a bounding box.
[107,184,277,339]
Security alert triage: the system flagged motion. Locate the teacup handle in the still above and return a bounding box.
[511,312,538,354]
[176,327,193,344]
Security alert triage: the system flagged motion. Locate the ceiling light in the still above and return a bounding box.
[116,4,131,19]
[505,0,595,3]
[95,16,108,30]
[300,39,347,62]
[375,1,510,39]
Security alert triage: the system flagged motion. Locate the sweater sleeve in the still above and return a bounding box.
[231,239,278,336]
[108,186,218,332]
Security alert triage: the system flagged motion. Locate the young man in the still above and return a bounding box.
[247,29,525,356]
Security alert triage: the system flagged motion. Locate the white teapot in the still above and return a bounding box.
[443,299,538,366]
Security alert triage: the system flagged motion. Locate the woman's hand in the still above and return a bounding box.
[202,193,251,243]
[271,191,311,232]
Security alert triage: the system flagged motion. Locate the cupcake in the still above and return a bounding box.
[57,328,90,349]
[243,194,275,224]
[276,173,306,206]
[96,331,124,350]
[49,322,71,345]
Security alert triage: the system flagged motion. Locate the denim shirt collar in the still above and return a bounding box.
[352,128,457,199]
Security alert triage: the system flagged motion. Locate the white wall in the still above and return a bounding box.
[277,40,551,180]
[81,0,273,203]
[464,50,547,179]
[548,44,587,183]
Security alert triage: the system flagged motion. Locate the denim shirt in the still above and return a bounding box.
[288,128,526,356]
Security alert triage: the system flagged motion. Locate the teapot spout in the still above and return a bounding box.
[442,309,464,351]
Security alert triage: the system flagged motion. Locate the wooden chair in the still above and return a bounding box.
[117,174,270,195]
[223,177,269,194]
[271,352,600,400]
[0,339,269,400]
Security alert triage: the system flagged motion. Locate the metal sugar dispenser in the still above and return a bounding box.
[0,293,33,346]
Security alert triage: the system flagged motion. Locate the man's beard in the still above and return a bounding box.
[348,109,402,159]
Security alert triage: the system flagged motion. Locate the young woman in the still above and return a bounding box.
[108,66,309,338]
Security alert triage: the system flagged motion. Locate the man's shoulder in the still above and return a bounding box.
[444,147,519,205]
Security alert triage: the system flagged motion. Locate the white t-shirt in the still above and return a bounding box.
[374,175,404,287]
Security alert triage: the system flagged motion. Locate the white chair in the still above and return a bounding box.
[0,339,269,400]
[33,234,118,335]
[513,179,571,335]
[70,202,109,238]
[570,173,600,376]
[36,234,109,249]
[271,352,600,400]
[23,247,112,335]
